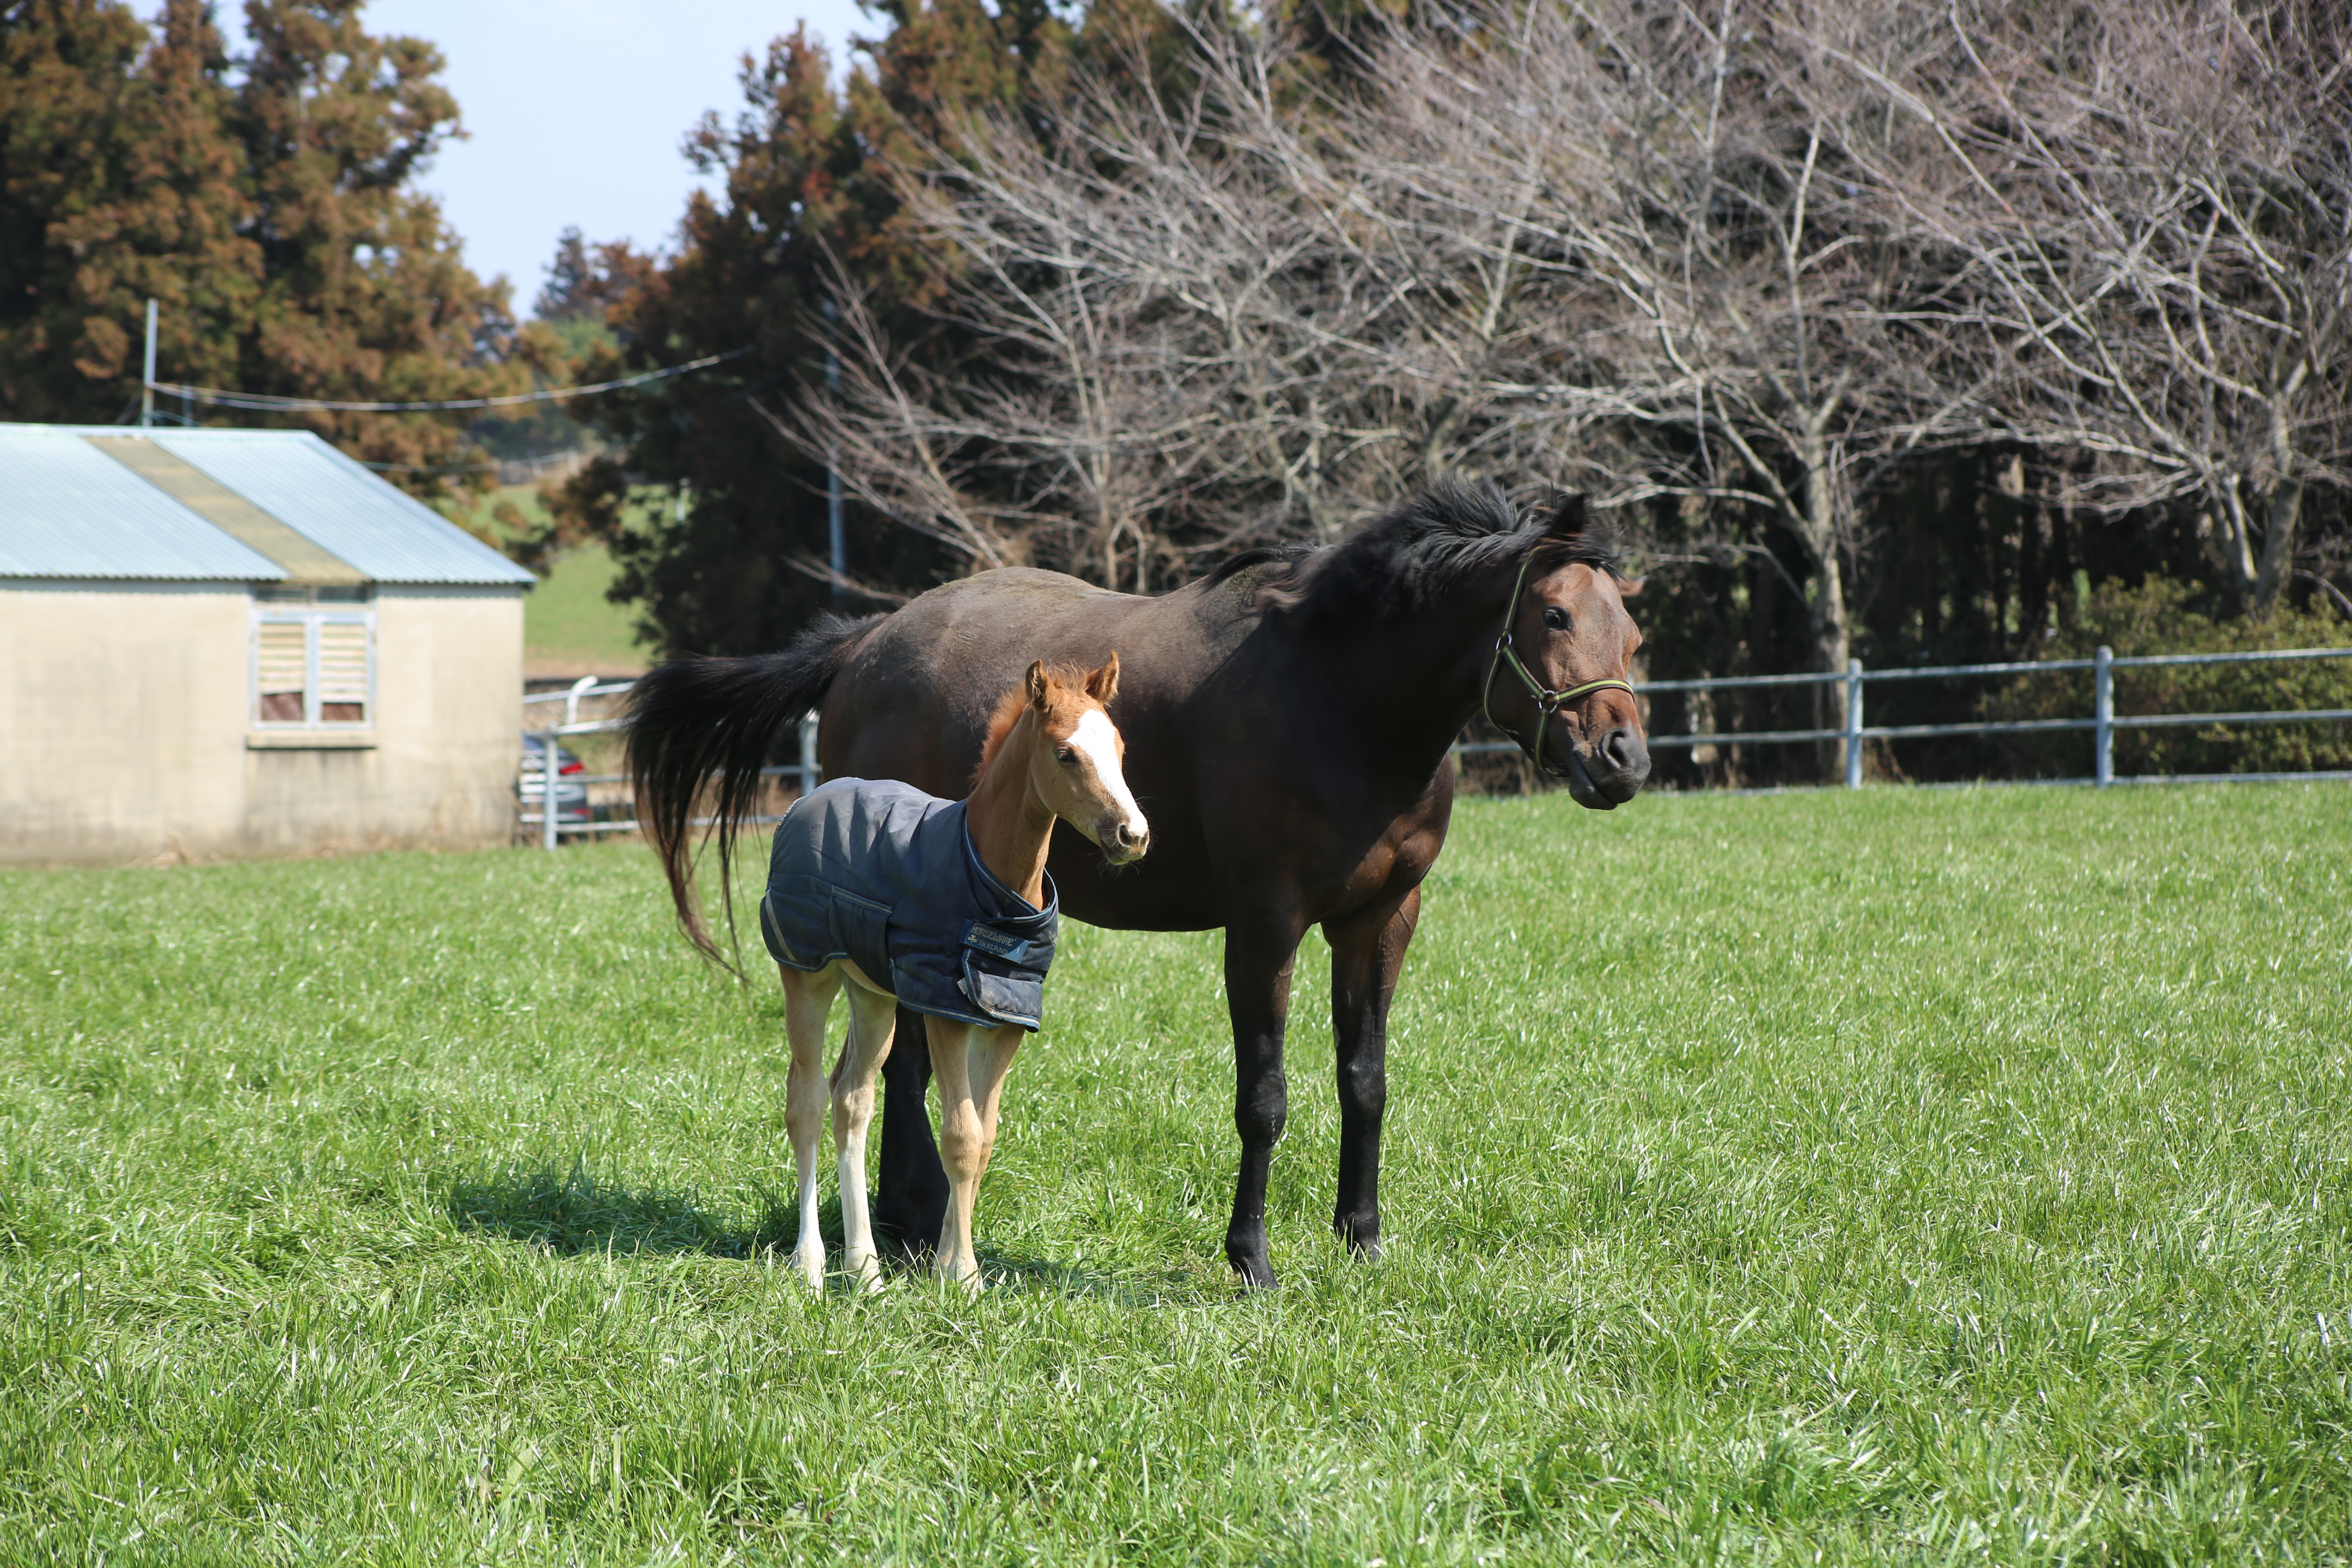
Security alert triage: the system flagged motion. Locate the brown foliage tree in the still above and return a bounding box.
[0,0,515,491]
[2,0,252,417]
[795,0,2350,788]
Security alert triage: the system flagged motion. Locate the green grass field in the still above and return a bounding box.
[4,787,2349,1563]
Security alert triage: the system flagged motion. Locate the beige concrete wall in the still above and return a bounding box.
[0,581,252,862]
[1,580,525,864]
[356,584,525,849]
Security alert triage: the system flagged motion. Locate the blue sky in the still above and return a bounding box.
[238,2,880,314]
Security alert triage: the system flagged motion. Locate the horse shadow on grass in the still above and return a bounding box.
[443,1160,1207,1305]
[959,1245,1204,1308]
[444,1160,796,1261]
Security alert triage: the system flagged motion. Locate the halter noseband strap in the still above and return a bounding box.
[1481,552,1635,779]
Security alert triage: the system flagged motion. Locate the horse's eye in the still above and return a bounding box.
[1542,607,1571,632]
[1055,747,1077,765]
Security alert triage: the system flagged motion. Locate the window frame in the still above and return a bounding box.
[249,588,376,731]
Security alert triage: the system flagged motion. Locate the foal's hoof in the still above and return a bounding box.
[849,1256,886,1295]
[791,1250,826,1292]
[934,1263,985,1297]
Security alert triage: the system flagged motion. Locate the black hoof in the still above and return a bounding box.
[1225,1240,1278,1290]
[873,1200,945,1261]
[1334,1209,1381,1259]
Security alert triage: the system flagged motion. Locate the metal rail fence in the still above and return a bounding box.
[518,675,820,851]
[1446,641,2352,790]
[521,644,2352,846]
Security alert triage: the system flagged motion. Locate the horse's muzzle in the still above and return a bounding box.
[1565,724,1650,809]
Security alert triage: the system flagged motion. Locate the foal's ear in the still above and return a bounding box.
[1618,575,1646,598]
[1084,650,1120,704]
[1025,659,1050,710]
[1543,491,1588,537]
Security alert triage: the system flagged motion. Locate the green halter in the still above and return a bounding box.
[1481,552,1635,779]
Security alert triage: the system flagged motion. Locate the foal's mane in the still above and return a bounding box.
[1210,480,1625,624]
[973,667,1096,787]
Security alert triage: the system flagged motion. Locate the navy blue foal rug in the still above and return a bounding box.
[758,777,1059,1032]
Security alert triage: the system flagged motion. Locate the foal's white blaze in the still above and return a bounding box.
[1069,707,1147,844]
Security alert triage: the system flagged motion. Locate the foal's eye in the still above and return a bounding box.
[1542,606,1571,632]
[1055,746,1077,766]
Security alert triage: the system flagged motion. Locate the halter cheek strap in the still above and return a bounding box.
[1481,553,1636,778]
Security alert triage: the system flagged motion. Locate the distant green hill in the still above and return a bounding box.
[526,543,654,678]
[439,485,655,678]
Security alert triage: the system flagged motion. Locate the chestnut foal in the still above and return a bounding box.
[762,656,1147,1290]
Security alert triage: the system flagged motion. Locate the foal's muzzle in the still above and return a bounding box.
[1101,817,1151,862]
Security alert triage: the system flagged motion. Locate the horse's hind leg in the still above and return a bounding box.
[830,982,899,1290]
[780,962,843,1290]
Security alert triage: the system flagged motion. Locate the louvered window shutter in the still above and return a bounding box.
[316,620,370,724]
[252,605,374,728]
[256,620,308,724]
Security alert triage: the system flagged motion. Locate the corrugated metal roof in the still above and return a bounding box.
[84,437,368,586]
[149,430,536,585]
[0,425,287,581]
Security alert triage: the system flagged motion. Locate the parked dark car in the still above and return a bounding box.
[519,734,591,826]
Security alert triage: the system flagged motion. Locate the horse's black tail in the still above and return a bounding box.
[624,611,883,966]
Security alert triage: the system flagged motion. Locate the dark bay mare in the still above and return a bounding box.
[626,483,1650,1287]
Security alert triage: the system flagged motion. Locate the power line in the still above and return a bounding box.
[358,448,595,475]
[145,346,755,413]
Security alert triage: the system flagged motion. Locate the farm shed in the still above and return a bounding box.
[0,423,537,864]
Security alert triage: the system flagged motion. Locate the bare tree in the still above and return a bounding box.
[786,22,1437,592]
[1829,0,2352,617]
[790,0,2348,702]
[1331,0,1991,764]
[793,0,1982,728]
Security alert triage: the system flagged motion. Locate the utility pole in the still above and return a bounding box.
[824,301,845,604]
[140,299,157,428]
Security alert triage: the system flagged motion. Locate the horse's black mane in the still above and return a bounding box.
[1200,541,1321,588]
[1203,481,1624,622]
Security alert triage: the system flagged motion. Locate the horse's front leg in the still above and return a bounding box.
[778,962,844,1290]
[926,1018,1023,1292]
[1224,913,1305,1289]
[830,980,900,1291]
[1324,885,1422,1261]
[873,1003,949,1257]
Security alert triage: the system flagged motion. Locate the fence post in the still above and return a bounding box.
[2094,645,2114,786]
[798,713,820,797]
[541,724,560,851]
[1844,659,1864,789]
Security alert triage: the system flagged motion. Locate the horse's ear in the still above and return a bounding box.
[1025,660,1049,710]
[1085,650,1120,704]
[1619,576,1645,598]
[1543,491,1588,537]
